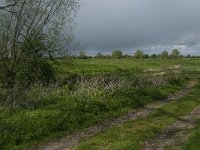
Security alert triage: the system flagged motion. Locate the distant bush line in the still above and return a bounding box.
[70,49,200,59]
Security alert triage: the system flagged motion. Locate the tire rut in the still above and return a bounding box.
[142,106,200,150]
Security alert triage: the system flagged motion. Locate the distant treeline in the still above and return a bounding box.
[67,49,200,59]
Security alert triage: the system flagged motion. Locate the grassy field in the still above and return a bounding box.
[182,119,200,150]
[1,58,200,149]
[74,81,200,150]
[56,58,200,74]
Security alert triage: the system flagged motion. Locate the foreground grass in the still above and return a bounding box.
[182,119,200,150]
[166,82,200,150]
[0,84,181,150]
[74,83,200,150]
[182,83,200,150]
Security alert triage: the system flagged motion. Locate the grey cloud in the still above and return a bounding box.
[74,0,200,55]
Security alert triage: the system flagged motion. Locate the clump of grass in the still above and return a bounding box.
[143,65,182,87]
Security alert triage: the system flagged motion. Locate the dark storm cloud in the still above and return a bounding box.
[74,0,200,55]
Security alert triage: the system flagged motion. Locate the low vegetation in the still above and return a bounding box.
[1,58,191,149]
[74,80,200,150]
[182,119,200,150]
[181,79,200,150]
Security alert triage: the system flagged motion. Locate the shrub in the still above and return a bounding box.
[161,50,169,59]
[0,35,55,89]
[134,49,144,58]
[16,57,55,88]
[171,49,181,58]
[79,51,87,59]
[95,53,104,59]
[112,50,122,59]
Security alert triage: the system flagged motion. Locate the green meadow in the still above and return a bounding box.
[1,58,200,149]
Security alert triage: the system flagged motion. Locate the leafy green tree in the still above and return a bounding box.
[187,54,191,58]
[112,50,123,59]
[134,49,144,58]
[142,54,150,59]
[79,51,87,59]
[157,54,161,58]
[151,54,157,59]
[161,50,169,59]
[95,53,104,58]
[171,49,181,58]
[123,54,132,58]
[0,0,79,88]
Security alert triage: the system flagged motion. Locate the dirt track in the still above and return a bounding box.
[143,106,200,150]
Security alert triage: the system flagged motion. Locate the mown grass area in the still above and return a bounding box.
[1,58,200,149]
[73,81,200,150]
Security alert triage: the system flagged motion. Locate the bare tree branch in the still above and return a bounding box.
[0,3,16,9]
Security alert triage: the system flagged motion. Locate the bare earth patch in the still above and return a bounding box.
[142,106,200,150]
[39,81,196,150]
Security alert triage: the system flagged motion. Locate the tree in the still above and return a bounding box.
[79,51,87,59]
[0,1,20,10]
[186,54,191,58]
[142,54,150,59]
[134,49,143,58]
[161,50,169,59]
[123,54,132,58]
[112,50,122,59]
[0,0,79,88]
[95,53,104,58]
[151,54,157,59]
[171,49,180,58]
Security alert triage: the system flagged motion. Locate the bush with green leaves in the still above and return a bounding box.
[79,51,87,59]
[0,0,78,89]
[161,50,169,59]
[134,49,144,58]
[15,57,55,88]
[112,50,123,59]
[0,35,55,89]
[171,49,181,58]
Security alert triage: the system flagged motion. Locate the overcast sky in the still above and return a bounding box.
[74,0,200,56]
